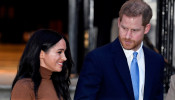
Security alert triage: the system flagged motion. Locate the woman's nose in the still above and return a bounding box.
[62,53,67,61]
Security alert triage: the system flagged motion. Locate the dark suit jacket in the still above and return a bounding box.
[74,38,164,100]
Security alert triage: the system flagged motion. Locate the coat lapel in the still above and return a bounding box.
[143,47,154,99]
[111,38,135,99]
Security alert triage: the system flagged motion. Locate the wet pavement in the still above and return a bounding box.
[0,86,11,100]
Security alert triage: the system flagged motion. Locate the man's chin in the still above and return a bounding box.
[123,47,132,50]
[122,45,133,50]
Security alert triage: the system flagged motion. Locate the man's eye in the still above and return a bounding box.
[123,27,128,31]
[132,29,139,32]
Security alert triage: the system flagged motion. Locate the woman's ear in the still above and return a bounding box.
[40,50,45,59]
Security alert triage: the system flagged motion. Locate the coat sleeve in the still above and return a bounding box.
[165,74,175,100]
[154,55,165,100]
[11,79,35,100]
[74,52,103,100]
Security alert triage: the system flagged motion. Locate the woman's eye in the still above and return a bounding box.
[58,51,62,54]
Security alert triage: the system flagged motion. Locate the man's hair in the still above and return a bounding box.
[119,0,152,26]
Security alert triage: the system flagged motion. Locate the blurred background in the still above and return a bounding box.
[0,0,175,99]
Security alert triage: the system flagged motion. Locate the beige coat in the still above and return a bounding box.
[166,74,175,100]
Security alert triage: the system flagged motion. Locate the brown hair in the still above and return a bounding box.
[119,0,152,26]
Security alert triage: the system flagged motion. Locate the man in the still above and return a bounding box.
[166,74,175,100]
[74,0,164,100]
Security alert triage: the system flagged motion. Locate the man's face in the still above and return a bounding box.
[118,15,150,51]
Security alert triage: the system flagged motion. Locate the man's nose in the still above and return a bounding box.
[125,30,132,39]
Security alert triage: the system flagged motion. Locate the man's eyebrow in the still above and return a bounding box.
[121,25,126,28]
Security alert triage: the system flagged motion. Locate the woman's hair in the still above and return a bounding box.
[119,0,152,26]
[11,29,73,100]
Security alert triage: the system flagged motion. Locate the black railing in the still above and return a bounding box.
[157,0,175,93]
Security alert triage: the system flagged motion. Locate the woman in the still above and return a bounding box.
[11,29,73,100]
[166,74,175,100]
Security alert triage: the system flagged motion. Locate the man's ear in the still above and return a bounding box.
[144,24,151,34]
[118,18,121,27]
[40,50,45,59]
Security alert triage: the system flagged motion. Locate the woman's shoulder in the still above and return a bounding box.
[14,78,34,90]
[11,78,35,100]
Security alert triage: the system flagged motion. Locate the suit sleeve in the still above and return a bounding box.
[74,52,103,100]
[11,79,35,100]
[165,75,175,100]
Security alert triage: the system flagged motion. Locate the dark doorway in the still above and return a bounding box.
[0,0,68,43]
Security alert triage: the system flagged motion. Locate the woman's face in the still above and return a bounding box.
[40,39,67,72]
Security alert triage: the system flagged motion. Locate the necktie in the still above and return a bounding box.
[130,52,139,100]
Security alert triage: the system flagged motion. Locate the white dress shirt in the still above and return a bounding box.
[122,42,145,100]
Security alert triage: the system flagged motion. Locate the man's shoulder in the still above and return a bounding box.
[143,46,163,57]
[91,39,120,54]
[89,42,114,55]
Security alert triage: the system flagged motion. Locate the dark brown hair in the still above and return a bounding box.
[119,0,152,26]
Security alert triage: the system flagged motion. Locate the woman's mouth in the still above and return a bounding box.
[57,62,63,66]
